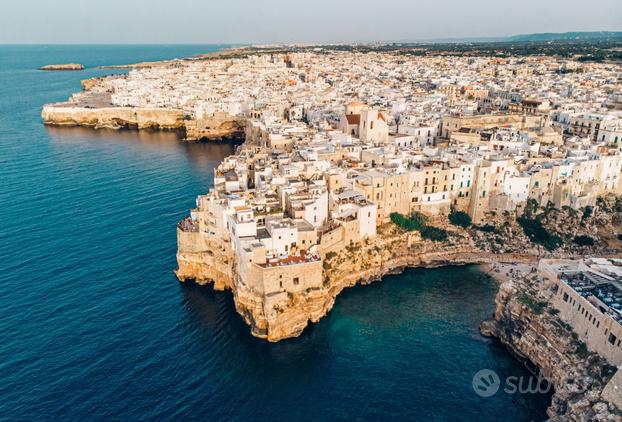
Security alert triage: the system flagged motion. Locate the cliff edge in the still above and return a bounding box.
[176,222,535,341]
[41,74,245,141]
[481,267,622,421]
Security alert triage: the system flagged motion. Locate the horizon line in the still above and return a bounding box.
[2,30,621,46]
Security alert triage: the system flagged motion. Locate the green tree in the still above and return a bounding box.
[448,210,472,228]
[573,235,594,246]
[518,216,563,251]
[582,206,593,220]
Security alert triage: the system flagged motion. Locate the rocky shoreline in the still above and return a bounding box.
[177,223,622,420]
[480,264,622,421]
[176,220,536,341]
[41,102,245,141]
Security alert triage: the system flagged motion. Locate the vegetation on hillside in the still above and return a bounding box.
[448,209,472,228]
[390,212,448,241]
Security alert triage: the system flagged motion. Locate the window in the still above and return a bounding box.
[293,277,299,286]
[609,333,617,345]
[563,292,569,302]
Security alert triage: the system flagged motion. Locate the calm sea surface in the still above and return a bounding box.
[0,45,550,420]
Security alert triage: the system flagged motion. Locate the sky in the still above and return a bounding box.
[1,0,621,44]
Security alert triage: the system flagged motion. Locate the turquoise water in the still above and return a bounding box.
[0,45,551,420]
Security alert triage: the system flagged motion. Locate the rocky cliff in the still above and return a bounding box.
[41,105,186,132]
[481,269,622,421]
[41,74,246,141]
[176,223,535,342]
[42,103,245,141]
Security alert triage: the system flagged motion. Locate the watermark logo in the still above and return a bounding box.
[472,369,501,397]
[472,369,553,397]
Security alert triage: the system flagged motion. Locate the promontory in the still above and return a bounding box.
[39,63,84,71]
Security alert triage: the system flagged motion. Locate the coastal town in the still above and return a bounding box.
[43,47,622,420]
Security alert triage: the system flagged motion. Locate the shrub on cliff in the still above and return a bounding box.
[517,216,563,251]
[390,212,425,232]
[573,235,595,246]
[390,212,448,242]
[524,198,539,217]
[475,224,498,233]
[582,206,593,220]
[517,291,547,315]
[420,225,448,241]
[390,212,415,231]
[448,210,472,228]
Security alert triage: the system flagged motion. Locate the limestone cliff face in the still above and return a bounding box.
[42,74,246,141]
[482,275,622,421]
[175,224,534,342]
[41,104,245,141]
[41,105,186,132]
[185,116,246,141]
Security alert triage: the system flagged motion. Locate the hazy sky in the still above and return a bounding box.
[1,0,620,44]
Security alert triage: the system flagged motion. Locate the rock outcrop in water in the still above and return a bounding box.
[39,63,84,71]
[481,268,622,421]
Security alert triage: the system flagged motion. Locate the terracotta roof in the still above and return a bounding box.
[378,113,386,122]
[346,114,360,125]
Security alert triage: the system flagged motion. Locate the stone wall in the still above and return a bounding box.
[552,279,622,366]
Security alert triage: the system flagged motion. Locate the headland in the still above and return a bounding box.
[39,63,84,71]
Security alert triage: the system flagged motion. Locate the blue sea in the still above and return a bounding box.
[0,45,551,420]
